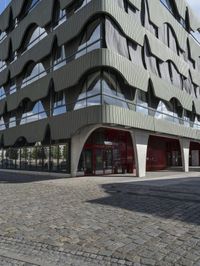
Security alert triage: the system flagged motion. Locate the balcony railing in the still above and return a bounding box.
[160,0,200,46]
[1,93,200,131]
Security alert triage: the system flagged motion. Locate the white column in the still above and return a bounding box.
[71,125,101,177]
[131,130,149,177]
[180,138,190,172]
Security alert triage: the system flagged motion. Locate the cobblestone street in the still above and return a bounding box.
[0,171,200,265]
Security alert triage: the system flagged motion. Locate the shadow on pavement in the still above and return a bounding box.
[0,171,66,183]
[88,176,200,225]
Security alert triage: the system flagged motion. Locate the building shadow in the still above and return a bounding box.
[88,176,200,225]
[0,171,67,183]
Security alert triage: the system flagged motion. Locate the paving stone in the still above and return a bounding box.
[0,172,199,265]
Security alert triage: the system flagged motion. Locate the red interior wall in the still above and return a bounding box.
[147,136,167,171]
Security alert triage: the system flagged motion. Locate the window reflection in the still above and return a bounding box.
[53,92,66,116]
[0,142,70,173]
[20,101,47,125]
[22,63,46,88]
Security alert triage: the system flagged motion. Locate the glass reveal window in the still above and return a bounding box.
[21,63,46,88]
[0,117,5,131]
[75,21,102,59]
[155,101,179,123]
[24,26,47,52]
[53,46,66,70]
[0,87,5,100]
[20,101,47,125]
[54,9,67,29]
[75,0,92,13]
[0,60,6,72]
[136,90,149,115]
[9,117,16,128]
[53,92,66,116]
[0,31,7,43]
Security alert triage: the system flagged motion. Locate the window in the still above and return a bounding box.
[27,0,40,13]
[75,21,102,59]
[136,90,148,115]
[9,79,17,95]
[53,92,66,116]
[75,0,92,13]
[0,117,5,131]
[0,60,6,72]
[160,0,173,13]
[74,72,131,110]
[20,101,47,125]
[9,117,16,128]
[22,63,46,88]
[183,110,191,127]
[25,26,47,51]
[0,87,5,100]
[54,9,67,29]
[155,101,179,123]
[53,46,66,70]
[0,31,6,43]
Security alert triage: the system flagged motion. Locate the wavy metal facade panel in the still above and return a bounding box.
[0,0,199,150]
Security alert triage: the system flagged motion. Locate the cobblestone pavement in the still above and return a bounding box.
[0,171,200,265]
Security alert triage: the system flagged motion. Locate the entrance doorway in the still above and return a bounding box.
[147,135,182,171]
[189,142,200,167]
[78,128,135,175]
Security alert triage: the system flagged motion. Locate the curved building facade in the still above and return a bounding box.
[0,0,199,176]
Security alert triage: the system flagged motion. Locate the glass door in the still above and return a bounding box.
[95,149,104,175]
[104,148,113,174]
[84,149,93,175]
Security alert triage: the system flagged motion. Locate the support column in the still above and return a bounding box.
[131,130,149,177]
[71,125,101,177]
[180,138,190,172]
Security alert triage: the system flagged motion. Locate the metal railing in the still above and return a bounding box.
[1,93,200,131]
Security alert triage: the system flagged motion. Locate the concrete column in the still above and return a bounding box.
[131,130,149,177]
[180,138,190,172]
[70,125,101,177]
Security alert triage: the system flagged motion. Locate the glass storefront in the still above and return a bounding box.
[0,142,70,173]
[78,128,135,175]
[147,136,182,171]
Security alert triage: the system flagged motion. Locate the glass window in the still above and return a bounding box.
[75,23,101,59]
[0,60,6,72]
[136,90,148,115]
[9,79,17,94]
[0,87,5,100]
[6,148,17,169]
[26,26,47,51]
[0,117,5,131]
[184,110,191,127]
[53,92,66,116]
[20,147,28,169]
[0,31,7,43]
[22,63,46,88]
[21,101,47,125]
[54,9,67,29]
[53,46,66,70]
[75,0,92,13]
[9,117,16,128]
[28,146,37,170]
[58,144,68,172]
[50,145,59,171]
[160,0,173,13]
[155,101,178,123]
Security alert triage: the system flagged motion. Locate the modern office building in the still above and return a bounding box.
[0,0,199,177]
